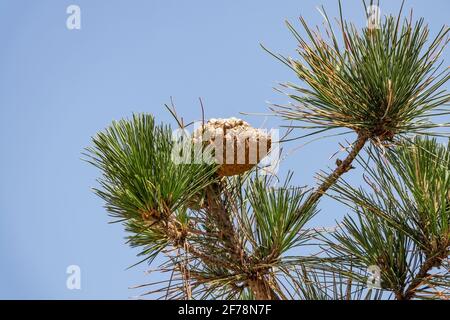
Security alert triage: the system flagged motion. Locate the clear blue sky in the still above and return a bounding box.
[0,0,448,299]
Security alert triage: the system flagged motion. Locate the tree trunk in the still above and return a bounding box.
[248,278,279,300]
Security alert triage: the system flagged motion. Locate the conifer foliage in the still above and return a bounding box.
[86,1,449,299]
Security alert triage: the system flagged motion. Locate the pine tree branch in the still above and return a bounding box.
[399,256,437,300]
[156,201,281,300]
[163,214,236,270]
[204,183,280,300]
[301,132,369,214]
[401,250,448,300]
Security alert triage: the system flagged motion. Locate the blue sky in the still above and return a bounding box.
[0,0,448,299]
